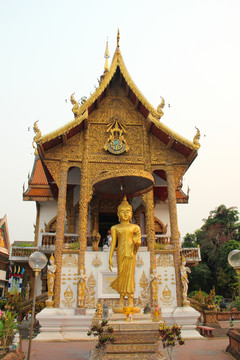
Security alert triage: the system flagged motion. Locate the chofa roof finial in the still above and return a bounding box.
[117,29,120,49]
[104,39,110,73]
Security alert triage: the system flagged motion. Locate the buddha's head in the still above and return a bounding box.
[117,195,132,223]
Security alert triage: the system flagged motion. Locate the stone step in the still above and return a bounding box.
[113,331,159,344]
[104,343,159,354]
[101,351,166,359]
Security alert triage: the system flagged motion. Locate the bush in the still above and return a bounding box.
[0,299,6,311]
[0,311,18,357]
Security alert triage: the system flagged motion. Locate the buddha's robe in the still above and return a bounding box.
[110,223,141,296]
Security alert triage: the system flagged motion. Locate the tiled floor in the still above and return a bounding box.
[22,337,232,360]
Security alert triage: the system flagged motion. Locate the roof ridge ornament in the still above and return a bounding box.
[117,29,120,50]
[193,126,201,148]
[104,40,110,73]
[32,120,42,155]
[157,97,165,119]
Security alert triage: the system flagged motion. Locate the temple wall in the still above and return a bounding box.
[59,249,177,310]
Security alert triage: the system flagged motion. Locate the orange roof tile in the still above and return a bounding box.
[25,188,53,197]
[30,159,48,185]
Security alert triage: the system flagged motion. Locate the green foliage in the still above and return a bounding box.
[232,296,240,311]
[182,233,198,248]
[16,242,35,247]
[188,263,212,293]
[0,311,18,357]
[87,319,114,349]
[0,300,6,311]
[186,205,240,297]
[68,242,80,250]
[155,243,166,250]
[4,291,23,313]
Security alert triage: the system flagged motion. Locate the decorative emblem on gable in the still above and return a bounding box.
[104,117,129,155]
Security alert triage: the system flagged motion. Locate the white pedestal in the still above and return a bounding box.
[172,306,202,339]
[35,308,95,341]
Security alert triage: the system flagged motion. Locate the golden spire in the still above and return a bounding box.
[117,29,120,49]
[104,40,110,73]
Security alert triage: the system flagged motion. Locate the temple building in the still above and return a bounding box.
[11,33,201,326]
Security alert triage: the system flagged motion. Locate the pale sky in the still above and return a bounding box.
[1,0,240,243]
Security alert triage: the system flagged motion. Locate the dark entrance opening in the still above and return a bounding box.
[99,213,118,247]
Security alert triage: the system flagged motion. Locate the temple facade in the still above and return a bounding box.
[21,34,201,312]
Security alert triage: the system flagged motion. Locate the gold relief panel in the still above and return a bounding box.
[44,160,61,187]
[160,285,174,306]
[150,134,187,165]
[156,254,174,267]
[136,270,150,307]
[136,254,144,267]
[65,133,80,145]
[62,254,78,267]
[89,124,108,155]
[126,126,144,157]
[62,285,75,308]
[85,272,96,308]
[174,166,188,187]
[45,144,63,159]
[91,254,102,267]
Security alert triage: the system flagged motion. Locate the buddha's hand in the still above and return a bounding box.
[109,258,113,272]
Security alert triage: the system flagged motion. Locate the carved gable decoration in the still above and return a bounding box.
[104,117,129,155]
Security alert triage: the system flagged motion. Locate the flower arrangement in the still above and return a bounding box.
[159,322,184,360]
[87,319,114,349]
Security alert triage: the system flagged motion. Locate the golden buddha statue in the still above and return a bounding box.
[109,196,141,310]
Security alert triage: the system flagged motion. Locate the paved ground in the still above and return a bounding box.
[21,337,232,360]
[21,321,237,360]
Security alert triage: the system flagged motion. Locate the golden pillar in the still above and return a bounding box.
[54,157,69,307]
[143,190,156,271]
[166,164,182,306]
[142,125,156,272]
[77,126,91,308]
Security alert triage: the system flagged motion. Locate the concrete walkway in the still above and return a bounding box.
[22,337,232,360]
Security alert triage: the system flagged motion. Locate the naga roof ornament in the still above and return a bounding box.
[193,127,201,149]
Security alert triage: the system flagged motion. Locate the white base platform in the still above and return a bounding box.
[35,308,95,341]
[35,306,201,341]
[162,306,202,339]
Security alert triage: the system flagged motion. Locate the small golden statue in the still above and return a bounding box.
[46,253,57,308]
[96,303,103,318]
[180,256,191,307]
[109,196,141,312]
[150,269,160,307]
[77,269,87,308]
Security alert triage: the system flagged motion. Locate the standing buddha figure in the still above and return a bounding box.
[109,196,141,309]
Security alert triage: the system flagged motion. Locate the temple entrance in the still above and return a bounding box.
[99,213,118,247]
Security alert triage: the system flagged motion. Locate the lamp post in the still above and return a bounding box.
[27,251,47,360]
[228,249,240,298]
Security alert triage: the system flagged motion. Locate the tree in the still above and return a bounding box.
[184,205,240,297]
[181,233,198,248]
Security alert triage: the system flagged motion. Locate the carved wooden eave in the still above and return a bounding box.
[34,45,199,164]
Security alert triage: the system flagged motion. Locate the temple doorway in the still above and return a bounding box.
[99,213,118,247]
